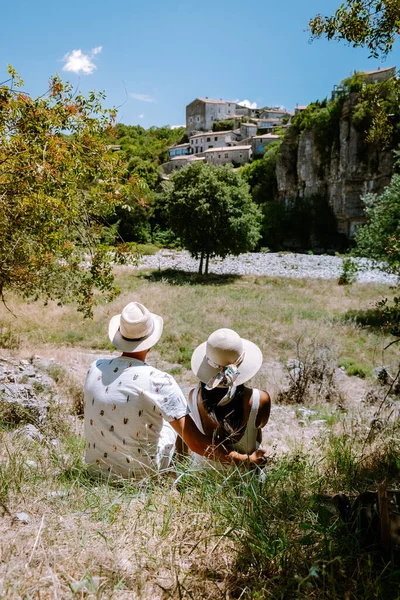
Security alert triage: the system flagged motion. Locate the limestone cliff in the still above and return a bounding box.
[276,94,394,239]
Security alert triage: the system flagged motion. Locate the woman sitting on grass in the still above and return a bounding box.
[188,328,271,465]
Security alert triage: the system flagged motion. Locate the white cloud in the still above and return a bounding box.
[238,99,258,109]
[62,46,102,75]
[137,114,144,119]
[130,93,156,103]
[170,124,185,129]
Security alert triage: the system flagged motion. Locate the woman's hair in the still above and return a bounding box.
[200,382,245,438]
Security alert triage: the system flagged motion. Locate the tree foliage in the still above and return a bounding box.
[113,123,186,189]
[355,173,400,272]
[309,0,400,58]
[163,162,261,274]
[0,67,138,316]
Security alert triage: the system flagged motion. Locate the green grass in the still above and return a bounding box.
[338,356,373,378]
[1,269,400,597]
[0,403,399,598]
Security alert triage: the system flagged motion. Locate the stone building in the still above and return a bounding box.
[186,98,238,135]
[252,133,280,156]
[202,145,252,166]
[361,66,396,84]
[161,155,205,175]
[240,122,257,139]
[168,143,190,159]
[189,130,238,154]
[259,108,291,121]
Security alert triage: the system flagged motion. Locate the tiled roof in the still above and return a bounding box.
[195,98,236,104]
[189,130,234,139]
[361,66,396,76]
[202,145,251,153]
[253,134,280,139]
[170,155,205,162]
[169,143,190,149]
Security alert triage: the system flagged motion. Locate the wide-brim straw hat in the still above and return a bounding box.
[191,328,262,386]
[108,301,163,352]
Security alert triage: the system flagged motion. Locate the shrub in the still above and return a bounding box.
[338,257,358,285]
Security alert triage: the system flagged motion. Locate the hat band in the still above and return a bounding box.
[119,321,155,342]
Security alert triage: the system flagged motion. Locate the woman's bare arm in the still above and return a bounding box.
[255,390,271,429]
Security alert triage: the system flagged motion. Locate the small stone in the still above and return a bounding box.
[26,460,37,468]
[14,512,31,524]
[11,424,44,442]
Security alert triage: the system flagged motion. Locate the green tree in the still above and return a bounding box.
[355,174,400,272]
[241,142,284,248]
[163,162,261,274]
[355,174,400,341]
[309,0,400,58]
[0,67,135,316]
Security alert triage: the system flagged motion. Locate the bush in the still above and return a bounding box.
[338,258,358,285]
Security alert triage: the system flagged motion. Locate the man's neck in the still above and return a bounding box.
[122,349,149,362]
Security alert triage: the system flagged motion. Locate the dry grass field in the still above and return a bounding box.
[0,268,399,599]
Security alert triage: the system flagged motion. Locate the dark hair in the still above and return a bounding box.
[200,382,245,438]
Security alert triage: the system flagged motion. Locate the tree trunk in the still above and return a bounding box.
[205,251,210,275]
[199,251,204,275]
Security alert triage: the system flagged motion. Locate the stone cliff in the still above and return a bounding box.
[276,94,394,239]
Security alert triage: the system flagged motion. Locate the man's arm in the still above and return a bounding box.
[170,414,267,465]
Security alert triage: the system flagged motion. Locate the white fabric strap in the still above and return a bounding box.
[205,351,245,406]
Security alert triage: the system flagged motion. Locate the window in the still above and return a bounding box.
[197,116,200,122]
[210,116,214,121]
[239,154,242,158]
[189,117,193,123]
[228,110,230,114]
[207,137,210,142]
[214,137,218,141]
[225,153,229,158]
[200,147,203,152]
[218,154,221,158]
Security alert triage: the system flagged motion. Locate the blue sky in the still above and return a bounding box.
[2,0,399,128]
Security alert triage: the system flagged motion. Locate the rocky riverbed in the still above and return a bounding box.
[134,250,398,285]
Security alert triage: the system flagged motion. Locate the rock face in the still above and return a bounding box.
[276,94,394,239]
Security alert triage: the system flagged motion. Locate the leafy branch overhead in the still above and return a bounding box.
[0,67,145,316]
[309,0,400,58]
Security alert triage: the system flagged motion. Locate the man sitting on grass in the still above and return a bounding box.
[84,300,267,478]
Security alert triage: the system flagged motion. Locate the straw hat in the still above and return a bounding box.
[191,328,262,386]
[108,302,163,352]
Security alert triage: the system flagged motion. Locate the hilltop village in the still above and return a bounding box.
[162,98,304,174]
[162,66,396,178]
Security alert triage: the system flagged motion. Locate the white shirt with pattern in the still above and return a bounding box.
[84,356,189,477]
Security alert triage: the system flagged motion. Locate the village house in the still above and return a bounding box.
[186,98,238,135]
[168,143,190,159]
[201,145,252,166]
[294,105,308,114]
[162,155,205,175]
[259,108,291,121]
[240,122,257,139]
[188,130,238,154]
[252,133,280,156]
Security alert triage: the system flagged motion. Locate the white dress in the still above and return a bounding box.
[188,386,261,465]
